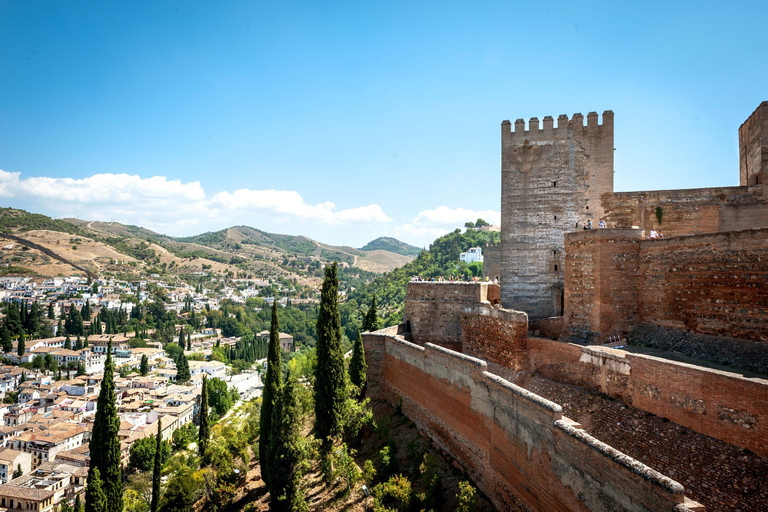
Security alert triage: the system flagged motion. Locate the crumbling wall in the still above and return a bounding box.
[461,303,528,370]
[362,331,695,512]
[404,282,500,351]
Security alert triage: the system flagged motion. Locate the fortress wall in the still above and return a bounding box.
[460,303,528,370]
[564,227,768,344]
[362,331,693,512]
[563,229,643,343]
[404,282,500,351]
[482,243,501,281]
[525,337,768,458]
[602,186,768,237]
[637,228,768,342]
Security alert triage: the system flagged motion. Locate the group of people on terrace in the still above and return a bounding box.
[584,219,664,238]
[410,275,499,284]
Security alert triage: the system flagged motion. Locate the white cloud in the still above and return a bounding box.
[0,169,391,236]
[414,206,500,227]
[210,189,391,224]
[392,206,501,246]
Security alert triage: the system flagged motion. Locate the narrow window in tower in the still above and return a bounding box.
[555,265,558,271]
[554,215,557,220]
[586,206,589,210]
[553,181,557,187]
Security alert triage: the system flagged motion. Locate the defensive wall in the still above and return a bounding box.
[363,328,700,512]
[404,281,500,352]
[391,283,768,474]
[501,103,768,319]
[562,227,768,372]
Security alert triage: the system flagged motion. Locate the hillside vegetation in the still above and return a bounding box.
[348,228,500,325]
[359,236,421,256]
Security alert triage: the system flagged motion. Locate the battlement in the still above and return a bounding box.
[502,110,614,142]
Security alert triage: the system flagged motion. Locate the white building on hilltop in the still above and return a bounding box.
[459,247,483,264]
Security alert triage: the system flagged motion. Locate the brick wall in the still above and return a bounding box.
[564,227,768,345]
[404,282,500,351]
[460,304,528,370]
[526,337,768,458]
[362,331,696,512]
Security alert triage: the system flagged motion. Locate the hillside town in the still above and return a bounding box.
[0,274,271,511]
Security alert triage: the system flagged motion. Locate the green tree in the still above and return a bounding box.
[12,463,22,479]
[314,262,347,449]
[140,354,149,376]
[268,369,308,511]
[175,353,190,383]
[259,300,282,488]
[198,374,211,466]
[87,340,122,512]
[348,331,367,399]
[206,377,239,420]
[158,467,196,512]
[362,294,380,332]
[76,361,86,376]
[74,495,83,512]
[85,467,107,512]
[16,334,25,357]
[64,334,72,350]
[47,302,55,320]
[1,326,12,354]
[128,435,170,473]
[150,418,163,512]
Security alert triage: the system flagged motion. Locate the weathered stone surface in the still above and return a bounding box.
[501,112,614,318]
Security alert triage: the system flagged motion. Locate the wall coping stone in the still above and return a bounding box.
[483,371,563,414]
[426,342,488,369]
[554,419,686,498]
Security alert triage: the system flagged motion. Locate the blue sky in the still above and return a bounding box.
[1,1,766,247]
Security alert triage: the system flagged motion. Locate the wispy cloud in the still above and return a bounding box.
[394,206,500,243]
[0,169,392,235]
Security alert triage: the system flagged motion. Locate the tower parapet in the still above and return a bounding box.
[502,111,614,144]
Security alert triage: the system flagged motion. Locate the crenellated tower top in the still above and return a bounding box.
[502,111,614,142]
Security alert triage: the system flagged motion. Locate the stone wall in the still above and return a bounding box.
[739,101,768,190]
[526,337,768,458]
[404,282,500,351]
[460,303,528,370]
[563,227,768,347]
[500,111,614,318]
[601,185,768,238]
[482,243,501,281]
[363,331,698,512]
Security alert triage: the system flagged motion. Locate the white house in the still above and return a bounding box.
[459,247,483,264]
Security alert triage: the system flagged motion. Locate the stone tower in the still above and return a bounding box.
[739,101,768,194]
[500,111,614,318]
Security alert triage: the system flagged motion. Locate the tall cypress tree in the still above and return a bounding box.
[268,369,306,511]
[87,340,122,512]
[363,294,380,332]
[349,331,367,399]
[17,335,25,357]
[150,417,162,512]
[64,334,72,350]
[140,354,149,376]
[47,302,55,320]
[198,375,210,466]
[259,300,282,487]
[314,262,347,448]
[176,353,190,383]
[1,326,12,354]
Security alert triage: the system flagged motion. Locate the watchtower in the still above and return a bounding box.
[739,101,768,195]
[500,111,614,318]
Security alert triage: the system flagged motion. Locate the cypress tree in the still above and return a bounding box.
[84,467,107,512]
[19,304,26,332]
[268,369,306,511]
[140,354,149,376]
[47,302,55,320]
[363,294,380,332]
[64,334,72,350]
[17,335,25,357]
[198,375,210,465]
[186,332,191,351]
[87,340,122,512]
[349,331,367,399]
[314,262,347,448]
[259,299,282,487]
[1,326,12,354]
[74,495,83,512]
[176,353,190,383]
[75,336,83,351]
[150,417,162,512]
[76,361,86,377]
